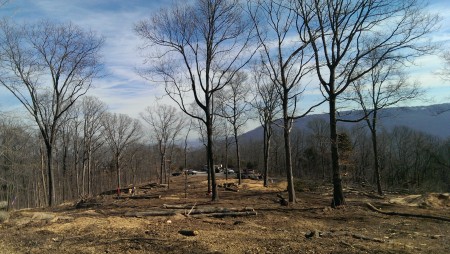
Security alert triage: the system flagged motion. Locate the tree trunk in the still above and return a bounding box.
[116,153,121,197]
[329,96,345,207]
[40,144,48,206]
[284,121,295,203]
[87,148,93,196]
[46,145,56,207]
[283,93,295,203]
[234,127,241,185]
[263,125,270,187]
[206,116,218,201]
[225,134,229,181]
[366,110,383,195]
[62,145,68,201]
[372,133,382,195]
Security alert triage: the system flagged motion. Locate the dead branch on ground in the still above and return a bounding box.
[366,203,450,222]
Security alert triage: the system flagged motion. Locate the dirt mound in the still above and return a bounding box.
[389,193,450,208]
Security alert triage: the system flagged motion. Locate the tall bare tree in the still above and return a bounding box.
[217,72,251,185]
[251,63,280,187]
[101,113,142,196]
[141,104,184,185]
[250,0,323,203]
[81,96,106,196]
[135,0,257,201]
[0,20,103,206]
[347,55,422,195]
[296,0,438,207]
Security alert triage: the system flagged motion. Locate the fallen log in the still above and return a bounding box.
[190,211,257,218]
[224,187,239,192]
[124,207,256,217]
[124,210,177,217]
[224,182,237,187]
[139,183,163,189]
[127,195,161,200]
[99,188,130,196]
[163,204,195,209]
[179,230,199,236]
[188,207,254,215]
[366,203,450,222]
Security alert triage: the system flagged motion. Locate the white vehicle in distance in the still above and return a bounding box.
[224,168,235,174]
[186,169,198,175]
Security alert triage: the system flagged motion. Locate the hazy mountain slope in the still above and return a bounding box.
[242,103,450,141]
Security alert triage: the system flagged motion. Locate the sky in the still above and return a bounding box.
[0,0,449,132]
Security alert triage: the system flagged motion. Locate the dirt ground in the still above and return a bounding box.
[0,174,449,254]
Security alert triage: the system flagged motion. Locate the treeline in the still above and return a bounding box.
[0,97,160,209]
[1,102,449,210]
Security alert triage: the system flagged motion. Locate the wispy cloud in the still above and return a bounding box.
[0,0,175,118]
[0,0,449,124]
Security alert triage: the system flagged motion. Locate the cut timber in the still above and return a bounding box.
[366,203,450,222]
[99,187,133,196]
[127,195,161,200]
[188,207,255,215]
[124,210,177,217]
[223,183,238,188]
[163,204,195,209]
[179,230,199,236]
[219,183,239,192]
[138,183,159,189]
[124,207,256,218]
[190,211,257,218]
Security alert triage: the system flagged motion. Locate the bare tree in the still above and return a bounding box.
[141,104,184,185]
[250,0,323,203]
[101,113,142,196]
[306,118,330,180]
[183,119,194,170]
[81,96,106,196]
[56,104,82,202]
[225,124,233,179]
[251,63,280,187]
[135,0,257,201]
[0,20,104,206]
[296,0,438,207]
[347,55,423,195]
[217,72,251,185]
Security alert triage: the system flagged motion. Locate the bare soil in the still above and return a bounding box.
[0,174,449,254]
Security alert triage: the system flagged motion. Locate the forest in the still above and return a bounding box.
[0,0,449,211]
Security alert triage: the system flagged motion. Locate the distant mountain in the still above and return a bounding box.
[241,103,450,141]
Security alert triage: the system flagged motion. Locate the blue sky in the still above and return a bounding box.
[0,0,173,117]
[0,0,449,128]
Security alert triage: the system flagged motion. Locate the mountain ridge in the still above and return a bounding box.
[241,103,450,141]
